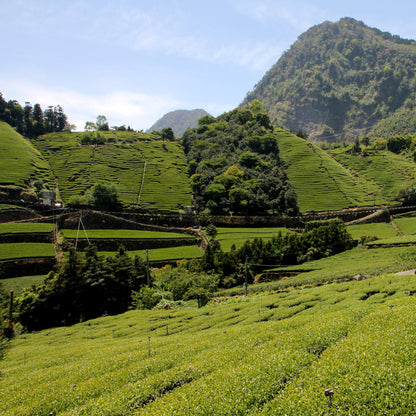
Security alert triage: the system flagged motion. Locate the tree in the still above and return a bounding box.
[96,115,109,131]
[43,106,55,132]
[54,105,68,131]
[205,223,217,239]
[91,182,120,210]
[84,121,97,131]
[351,137,361,154]
[161,127,174,140]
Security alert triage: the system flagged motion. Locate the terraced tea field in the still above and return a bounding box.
[216,227,291,251]
[99,245,202,262]
[32,132,192,211]
[0,121,53,188]
[60,229,193,240]
[0,222,54,234]
[346,221,398,240]
[329,148,416,205]
[0,243,55,261]
[2,270,416,415]
[275,129,381,211]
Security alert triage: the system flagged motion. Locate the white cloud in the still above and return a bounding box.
[231,0,329,31]
[1,80,181,131]
[62,2,283,71]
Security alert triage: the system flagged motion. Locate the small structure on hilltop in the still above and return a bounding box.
[39,190,56,206]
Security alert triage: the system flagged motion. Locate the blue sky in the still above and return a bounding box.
[1,0,415,131]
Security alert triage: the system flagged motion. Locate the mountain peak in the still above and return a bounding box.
[147,109,210,137]
[243,18,416,141]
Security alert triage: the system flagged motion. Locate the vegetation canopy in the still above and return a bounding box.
[183,101,298,215]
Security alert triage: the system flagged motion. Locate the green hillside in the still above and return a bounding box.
[2,270,416,415]
[0,121,53,191]
[328,147,416,204]
[32,131,192,211]
[243,17,416,142]
[276,129,382,211]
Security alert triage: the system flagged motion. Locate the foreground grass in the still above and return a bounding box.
[2,272,416,415]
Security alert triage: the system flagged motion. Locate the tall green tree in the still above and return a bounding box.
[96,115,109,131]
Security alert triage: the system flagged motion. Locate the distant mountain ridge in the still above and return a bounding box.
[147,109,210,137]
[243,17,416,141]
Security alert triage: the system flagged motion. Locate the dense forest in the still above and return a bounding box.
[182,101,298,215]
[243,17,416,141]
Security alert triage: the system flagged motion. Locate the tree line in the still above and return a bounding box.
[0,92,69,137]
[190,219,354,288]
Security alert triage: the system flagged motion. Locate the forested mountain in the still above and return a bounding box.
[243,18,416,142]
[147,109,209,137]
[182,102,298,215]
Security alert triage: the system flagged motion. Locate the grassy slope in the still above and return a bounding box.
[32,131,192,211]
[2,269,416,415]
[328,148,416,204]
[275,129,381,211]
[0,121,53,188]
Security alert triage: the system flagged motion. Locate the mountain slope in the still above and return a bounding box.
[147,109,209,137]
[275,129,382,211]
[0,121,53,194]
[243,17,416,142]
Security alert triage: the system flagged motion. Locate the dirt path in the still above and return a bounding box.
[391,220,404,236]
